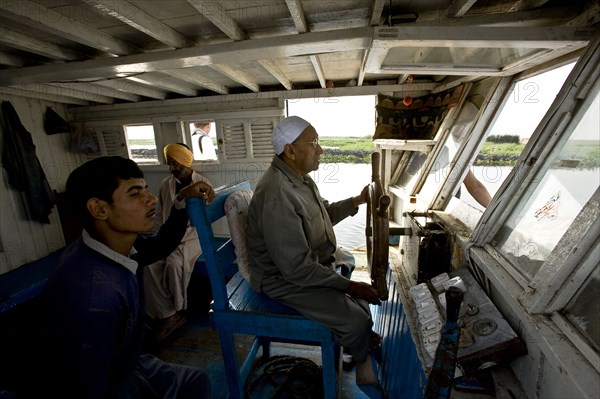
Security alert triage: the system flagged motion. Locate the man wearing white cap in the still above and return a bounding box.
[144,143,213,343]
[246,116,383,391]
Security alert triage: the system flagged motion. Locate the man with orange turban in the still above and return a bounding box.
[144,143,213,343]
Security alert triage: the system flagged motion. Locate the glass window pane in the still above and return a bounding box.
[124,124,158,164]
[494,92,600,278]
[189,122,218,161]
[563,266,600,352]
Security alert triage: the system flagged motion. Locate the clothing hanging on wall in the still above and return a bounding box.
[0,101,55,223]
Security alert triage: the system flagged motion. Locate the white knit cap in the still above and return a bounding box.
[272,116,311,155]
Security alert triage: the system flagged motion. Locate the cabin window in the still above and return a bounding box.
[187,121,218,161]
[124,124,159,165]
[493,91,600,279]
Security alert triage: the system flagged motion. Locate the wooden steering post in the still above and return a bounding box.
[366,152,391,301]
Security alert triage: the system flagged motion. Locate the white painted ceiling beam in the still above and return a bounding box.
[209,64,259,92]
[187,0,245,41]
[0,52,24,68]
[257,59,292,90]
[0,86,89,105]
[0,27,372,86]
[309,55,326,88]
[285,1,327,89]
[95,79,168,100]
[0,27,81,61]
[162,69,229,95]
[85,0,194,49]
[414,7,578,26]
[11,83,115,104]
[126,73,198,96]
[369,0,387,26]
[0,0,139,56]
[49,82,141,102]
[285,0,309,33]
[447,0,478,17]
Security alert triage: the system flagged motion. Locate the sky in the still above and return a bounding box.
[286,63,576,139]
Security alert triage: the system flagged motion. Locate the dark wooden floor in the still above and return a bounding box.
[145,274,373,399]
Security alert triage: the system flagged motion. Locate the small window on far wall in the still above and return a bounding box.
[124,124,159,164]
[189,122,218,161]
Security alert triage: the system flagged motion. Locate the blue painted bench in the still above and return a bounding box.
[0,249,64,314]
[187,181,341,399]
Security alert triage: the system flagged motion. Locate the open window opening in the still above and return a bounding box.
[188,121,218,161]
[286,95,376,249]
[462,63,576,209]
[124,124,159,165]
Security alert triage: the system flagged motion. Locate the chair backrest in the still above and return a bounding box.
[186,180,252,310]
[224,189,253,281]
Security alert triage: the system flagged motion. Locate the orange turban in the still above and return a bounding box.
[163,144,193,167]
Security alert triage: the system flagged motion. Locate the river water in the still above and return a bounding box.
[313,163,512,249]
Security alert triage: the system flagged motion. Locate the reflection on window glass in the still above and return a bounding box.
[494,92,600,278]
[124,124,158,164]
[189,122,218,161]
[563,265,600,352]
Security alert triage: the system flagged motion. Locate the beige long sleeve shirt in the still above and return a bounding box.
[247,155,359,293]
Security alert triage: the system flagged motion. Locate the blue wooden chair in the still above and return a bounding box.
[187,181,340,399]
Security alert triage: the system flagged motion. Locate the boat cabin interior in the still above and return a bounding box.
[0,1,598,398]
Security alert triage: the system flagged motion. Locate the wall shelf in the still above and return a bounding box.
[374,139,436,153]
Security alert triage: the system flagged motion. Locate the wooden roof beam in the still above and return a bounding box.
[187,0,246,41]
[0,52,24,68]
[0,86,89,105]
[126,72,198,96]
[257,59,292,90]
[309,55,326,88]
[162,68,229,95]
[11,83,115,104]
[0,27,372,86]
[0,0,139,56]
[209,64,259,92]
[285,0,309,33]
[0,27,81,61]
[95,79,168,100]
[49,82,142,102]
[85,0,194,49]
[369,0,387,26]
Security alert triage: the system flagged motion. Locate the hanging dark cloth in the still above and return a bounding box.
[1,101,55,223]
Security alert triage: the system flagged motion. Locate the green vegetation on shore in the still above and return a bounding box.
[320,137,527,165]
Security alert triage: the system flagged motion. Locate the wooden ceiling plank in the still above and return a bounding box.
[0,27,81,61]
[85,0,193,49]
[187,0,245,41]
[162,69,229,94]
[284,0,308,33]
[257,59,292,90]
[209,64,259,92]
[0,0,139,56]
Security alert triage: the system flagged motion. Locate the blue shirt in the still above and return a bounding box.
[31,206,189,399]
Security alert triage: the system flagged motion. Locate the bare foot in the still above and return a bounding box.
[355,353,379,385]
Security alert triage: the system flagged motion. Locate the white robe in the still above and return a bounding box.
[144,171,210,319]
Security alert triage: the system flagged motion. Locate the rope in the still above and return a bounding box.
[245,355,324,399]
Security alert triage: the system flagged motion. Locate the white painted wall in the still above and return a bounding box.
[0,94,85,273]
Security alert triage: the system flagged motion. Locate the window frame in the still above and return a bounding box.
[465,35,600,372]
